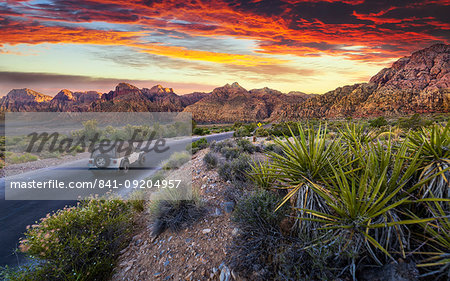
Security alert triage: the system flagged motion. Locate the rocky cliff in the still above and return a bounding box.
[270,43,449,120]
[182,83,310,123]
[0,89,53,111]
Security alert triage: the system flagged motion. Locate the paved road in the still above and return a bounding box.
[0,132,233,267]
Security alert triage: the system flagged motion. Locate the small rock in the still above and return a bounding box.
[214,208,222,216]
[231,228,239,236]
[202,228,212,234]
[222,202,235,213]
[220,265,231,281]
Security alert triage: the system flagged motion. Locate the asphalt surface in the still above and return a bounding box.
[0,131,233,267]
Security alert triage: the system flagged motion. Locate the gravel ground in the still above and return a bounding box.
[111,149,244,281]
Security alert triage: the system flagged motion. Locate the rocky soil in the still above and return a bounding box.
[111,149,245,281]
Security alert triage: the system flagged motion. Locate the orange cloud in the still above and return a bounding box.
[1,0,449,63]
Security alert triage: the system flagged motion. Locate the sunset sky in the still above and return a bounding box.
[0,0,449,95]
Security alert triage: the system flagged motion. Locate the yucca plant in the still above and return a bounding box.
[406,122,449,201]
[297,160,438,279]
[338,123,378,151]
[408,200,450,278]
[268,123,347,236]
[248,160,275,189]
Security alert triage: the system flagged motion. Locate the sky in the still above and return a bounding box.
[0,0,449,96]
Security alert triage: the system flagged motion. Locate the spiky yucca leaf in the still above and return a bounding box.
[248,160,275,189]
[338,123,378,151]
[267,123,350,235]
[404,199,450,278]
[407,122,450,200]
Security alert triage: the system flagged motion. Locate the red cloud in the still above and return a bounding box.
[0,0,448,63]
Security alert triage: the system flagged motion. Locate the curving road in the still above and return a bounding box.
[0,132,233,267]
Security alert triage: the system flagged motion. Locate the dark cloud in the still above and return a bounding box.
[0,71,216,96]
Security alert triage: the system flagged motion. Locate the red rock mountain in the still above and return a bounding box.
[270,43,449,120]
[0,89,53,111]
[182,83,311,122]
[0,44,448,121]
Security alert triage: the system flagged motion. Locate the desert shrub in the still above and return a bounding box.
[398,114,433,130]
[150,170,167,182]
[230,154,252,182]
[203,152,218,170]
[220,146,241,160]
[227,190,288,280]
[6,195,137,281]
[263,143,284,155]
[211,139,234,153]
[218,162,233,181]
[162,151,191,170]
[218,154,252,182]
[254,127,269,137]
[149,188,205,237]
[274,239,349,281]
[235,138,256,154]
[186,137,208,154]
[269,122,300,137]
[193,127,210,136]
[128,191,146,213]
[369,116,388,127]
[233,126,252,137]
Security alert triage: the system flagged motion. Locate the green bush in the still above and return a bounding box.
[220,146,241,160]
[368,116,388,127]
[193,127,210,136]
[186,137,208,154]
[218,162,233,181]
[233,126,252,137]
[263,143,284,155]
[4,195,137,280]
[218,154,252,182]
[210,139,233,153]
[254,128,269,137]
[203,152,218,170]
[398,114,433,130]
[162,151,191,170]
[235,138,256,154]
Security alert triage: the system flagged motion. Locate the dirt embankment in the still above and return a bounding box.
[111,149,242,281]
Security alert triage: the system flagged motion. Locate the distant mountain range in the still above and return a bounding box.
[1,44,448,122]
